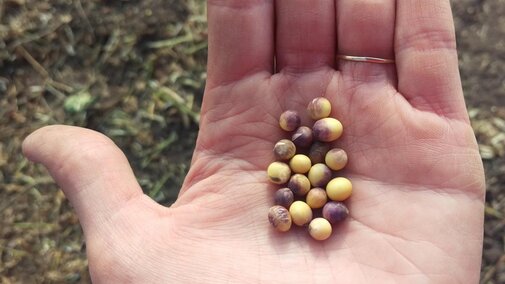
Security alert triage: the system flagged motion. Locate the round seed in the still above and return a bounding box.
[289,201,313,226]
[308,141,330,164]
[279,110,301,132]
[268,205,292,232]
[306,188,328,209]
[308,163,332,187]
[326,177,352,201]
[267,162,291,184]
[289,154,312,174]
[273,139,296,160]
[308,218,332,241]
[288,174,311,196]
[274,188,295,208]
[307,97,332,120]
[322,201,349,224]
[325,148,348,171]
[291,126,313,148]
[313,118,343,142]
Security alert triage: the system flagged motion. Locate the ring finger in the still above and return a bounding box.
[336,0,396,82]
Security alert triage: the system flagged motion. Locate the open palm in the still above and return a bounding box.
[23,1,485,283]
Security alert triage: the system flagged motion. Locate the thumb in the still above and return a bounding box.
[22,125,144,234]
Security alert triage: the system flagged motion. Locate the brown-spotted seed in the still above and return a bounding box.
[268,205,292,232]
[267,162,291,184]
[307,97,332,120]
[292,126,313,148]
[279,110,301,132]
[313,118,343,142]
[273,139,297,161]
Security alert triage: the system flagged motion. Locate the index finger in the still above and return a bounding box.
[207,0,274,89]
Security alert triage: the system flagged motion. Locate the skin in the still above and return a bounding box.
[22,0,485,283]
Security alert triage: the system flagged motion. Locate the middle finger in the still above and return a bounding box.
[275,0,336,73]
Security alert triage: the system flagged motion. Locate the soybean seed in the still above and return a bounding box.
[289,154,312,174]
[273,139,297,160]
[289,201,313,226]
[268,205,292,232]
[313,118,343,142]
[279,110,301,132]
[288,174,311,196]
[308,141,330,164]
[326,177,352,201]
[322,201,349,224]
[306,188,328,209]
[308,163,332,187]
[307,97,332,120]
[325,148,348,171]
[267,162,291,184]
[292,126,313,148]
[308,218,332,241]
[274,188,295,208]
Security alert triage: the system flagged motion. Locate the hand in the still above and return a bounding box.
[23,1,485,283]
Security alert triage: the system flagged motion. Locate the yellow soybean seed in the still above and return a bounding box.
[289,154,312,174]
[267,162,291,184]
[313,118,343,142]
[326,177,352,201]
[307,97,332,120]
[308,218,332,241]
[325,148,348,171]
[289,201,313,226]
[308,163,332,187]
[306,188,327,209]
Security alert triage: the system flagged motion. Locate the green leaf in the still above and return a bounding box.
[64,91,94,113]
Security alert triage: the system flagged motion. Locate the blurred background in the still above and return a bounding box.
[0,0,503,283]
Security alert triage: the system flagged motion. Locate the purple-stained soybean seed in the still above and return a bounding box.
[288,174,311,196]
[313,118,343,142]
[291,126,313,148]
[273,139,297,160]
[308,163,332,187]
[322,201,349,224]
[274,188,295,208]
[307,97,332,120]
[279,110,301,132]
[309,141,330,164]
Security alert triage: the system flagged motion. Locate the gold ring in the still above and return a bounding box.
[337,55,395,64]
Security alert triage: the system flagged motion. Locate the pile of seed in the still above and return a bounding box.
[267,97,351,241]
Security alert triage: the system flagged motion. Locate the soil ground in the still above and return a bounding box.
[0,0,503,283]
